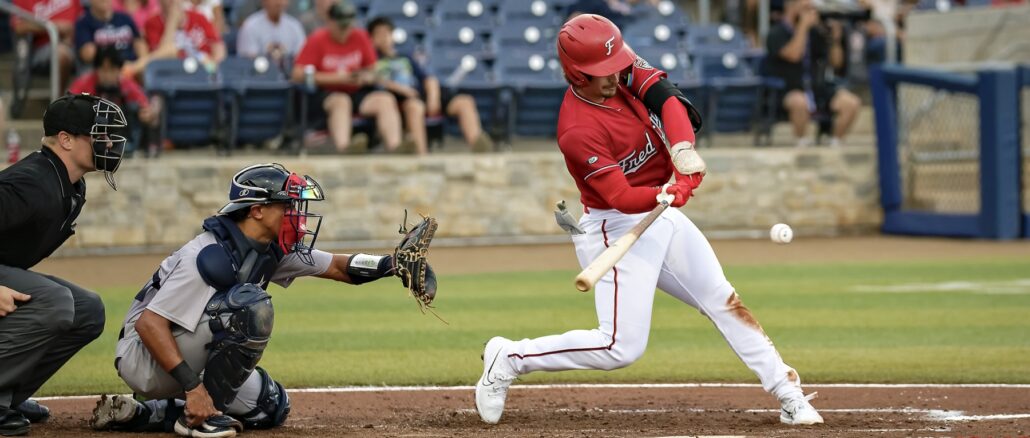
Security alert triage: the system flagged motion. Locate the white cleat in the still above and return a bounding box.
[780,392,824,425]
[474,336,517,424]
[89,394,140,430]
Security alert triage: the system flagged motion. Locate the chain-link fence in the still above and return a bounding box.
[896,83,981,214]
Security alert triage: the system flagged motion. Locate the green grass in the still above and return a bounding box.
[40,257,1030,396]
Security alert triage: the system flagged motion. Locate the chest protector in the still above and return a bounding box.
[197,215,284,291]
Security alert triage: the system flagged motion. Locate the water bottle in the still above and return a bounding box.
[6,130,20,164]
[304,65,316,92]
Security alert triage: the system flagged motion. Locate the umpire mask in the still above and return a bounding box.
[43,94,128,190]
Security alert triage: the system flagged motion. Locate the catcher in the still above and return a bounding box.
[89,163,437,437]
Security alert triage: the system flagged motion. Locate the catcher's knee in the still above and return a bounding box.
[235,367,291,429]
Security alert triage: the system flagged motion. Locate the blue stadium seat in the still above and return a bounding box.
[686,24,750,50]
[144,58,225,148]
[630,0,690,24]
[434,0,499,27]
[693,49,763,134]
[497,0,561,26]
[493,21,557,56]
[220,57,293,150]
[622,18,686,49]
[426,20,493,55]
[496,54,566,137]
[367,1,433,33]
[632,47,695,83]
[423,53,511,142]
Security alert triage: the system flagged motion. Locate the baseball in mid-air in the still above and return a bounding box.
[770,223,793,244]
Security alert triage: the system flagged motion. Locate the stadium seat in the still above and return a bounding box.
[496,54,566,137]
[622,18,687,49]
[497,0,561,26]
[426,19,492,55]
[434,0,499,28]
[220,57,293,151]
[493,21,557,57]
[144,58,225,149]
[630,0,689,23]
[632,47,695,83]
[686,24,750,51]
[367,1,433,33]
[424,53,511,143]
[693,49,763,134]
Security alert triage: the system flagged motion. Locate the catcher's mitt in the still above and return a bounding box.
[394,211,438,310]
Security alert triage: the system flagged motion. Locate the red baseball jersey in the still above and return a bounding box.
[144,11,220,58]
[11,0,82,47]
[556,80,673,211]
[68,72,149,108]
[294,28,377,94]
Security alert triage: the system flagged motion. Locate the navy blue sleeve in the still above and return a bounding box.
[74,16,93,52]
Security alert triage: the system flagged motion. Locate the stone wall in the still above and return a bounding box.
[37,148,879,255]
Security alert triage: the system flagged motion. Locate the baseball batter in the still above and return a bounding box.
[89,163,436,438]
[475,14,823,427]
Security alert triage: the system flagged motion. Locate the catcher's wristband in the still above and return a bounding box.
[170,361,202,392]
[347,253,394,285]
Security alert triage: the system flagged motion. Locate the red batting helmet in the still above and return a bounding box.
[557,14,636,87]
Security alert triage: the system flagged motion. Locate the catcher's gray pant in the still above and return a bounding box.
[0,264,105,408]
[116,313,268,419]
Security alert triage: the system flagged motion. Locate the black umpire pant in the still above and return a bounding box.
[0,264,105,408]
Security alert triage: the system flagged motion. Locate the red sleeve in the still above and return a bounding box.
[199,14,220,42]
[559,127,661,213]
[662,97,695,146]
[11,0,31,27]
[55,0,81,23]
[121,77,149,107]
[68,74,95,95]
[294,33,321,69]
[144,16,162,50]
[357,29,376,68]
[625,56,667,97]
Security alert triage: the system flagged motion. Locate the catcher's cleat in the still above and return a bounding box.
[173,415,243,438]
[90,395,140,430]
[475,337,517,424]
[15,400,49,424]
[779,392,824,425]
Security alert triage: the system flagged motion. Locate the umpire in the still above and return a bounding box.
[0,94,128,436]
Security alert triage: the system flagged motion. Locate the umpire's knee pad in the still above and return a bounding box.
[238,367,291,429]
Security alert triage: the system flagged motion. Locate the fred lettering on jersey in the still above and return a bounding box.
[556,85,673,210]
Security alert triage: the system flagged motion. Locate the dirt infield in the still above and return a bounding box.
[32,385,1030,437]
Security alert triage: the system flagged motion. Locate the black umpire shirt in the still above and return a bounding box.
[0,146,86,269]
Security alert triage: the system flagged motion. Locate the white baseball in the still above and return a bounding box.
[770,223,793,244]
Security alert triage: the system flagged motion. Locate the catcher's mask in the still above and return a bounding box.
[219,163,325,264]
[43,93,128,189]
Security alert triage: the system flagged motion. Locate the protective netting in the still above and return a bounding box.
[1023,87,1030,214]
[896,83,981,214]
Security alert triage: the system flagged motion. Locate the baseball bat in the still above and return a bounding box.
[574,201,669,292]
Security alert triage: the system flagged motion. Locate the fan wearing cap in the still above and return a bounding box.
[473,14,824,427]
[90,163,434,437]
[0,93,127,436]
[292,0,405,154]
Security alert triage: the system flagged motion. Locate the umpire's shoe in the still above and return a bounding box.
[174,414,242,438]
[0,406,30,437]
[15,400,49,424]
[475,336,517,424]
[90,395,140,430]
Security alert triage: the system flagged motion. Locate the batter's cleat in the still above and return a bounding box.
[475,336,517,424]
[173,414,243,438]
[15,400,49,424]
[779,392,824,425]
[90,394,140,430]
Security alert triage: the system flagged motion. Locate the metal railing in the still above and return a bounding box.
[0,1,60,103]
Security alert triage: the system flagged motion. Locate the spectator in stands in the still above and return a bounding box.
[185,0,227,34]
[292,0,404,154]
[368,16,494,154]
[766,0,861,147]
[112,0,160,33]
[68,46,158,156]
[231,0,304,30]
[75,0,150,76]
[299,0,334,35]
[10,0,81,90]
[236,0,307,64]
[145,0,226,68]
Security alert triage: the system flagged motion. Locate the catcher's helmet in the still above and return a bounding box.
[557,14,636,87]
[43,93,128,189]
[219,163,325,262]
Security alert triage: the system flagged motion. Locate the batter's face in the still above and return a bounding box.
[579,73,619,102]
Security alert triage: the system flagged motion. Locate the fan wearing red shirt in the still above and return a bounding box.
[10,0,81,87]
[291,0,402,154]
[69,46,159,156]
[473,14,825,428]
[144,0,225,68]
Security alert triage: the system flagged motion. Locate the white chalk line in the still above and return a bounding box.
[454,407,1030,423]
[852,279,1030,294]
[37,382,1030,401]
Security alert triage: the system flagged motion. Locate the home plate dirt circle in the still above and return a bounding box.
[32,383,1030,437]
